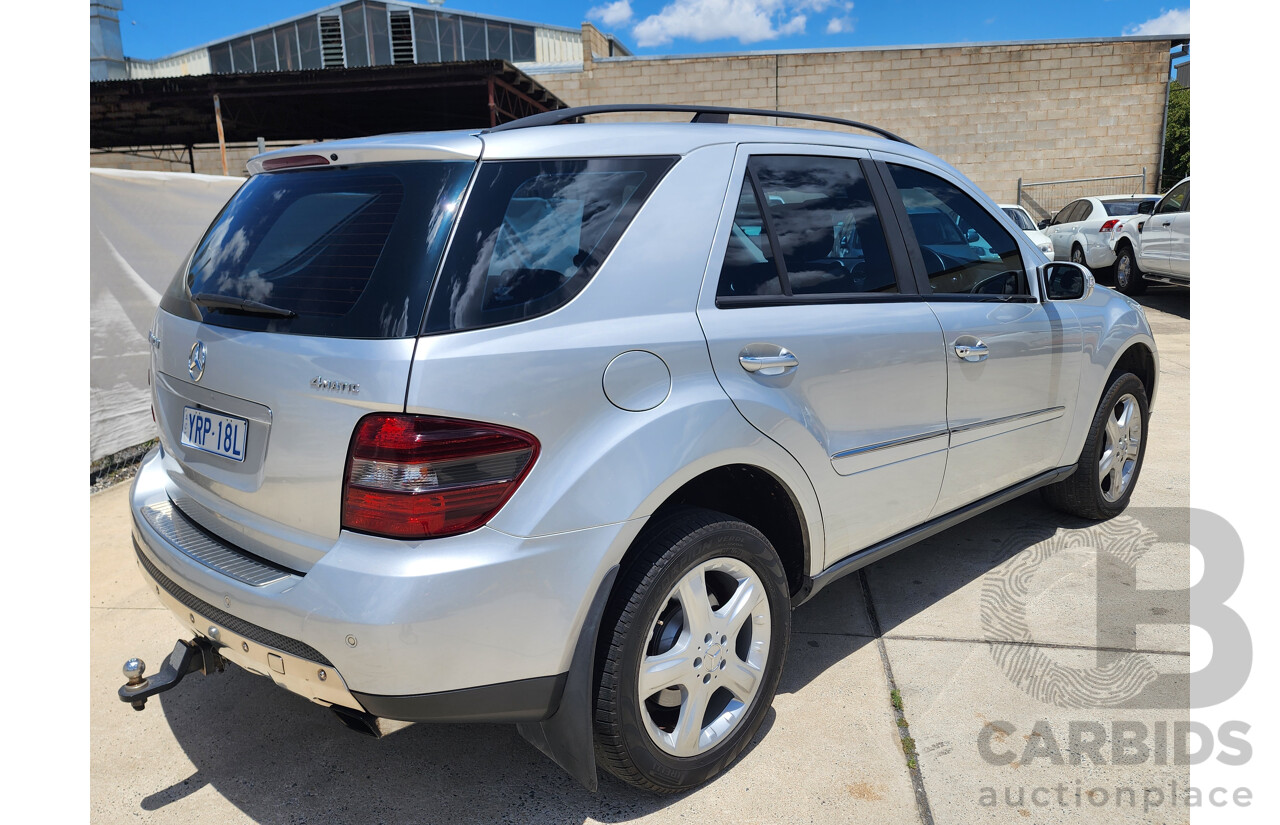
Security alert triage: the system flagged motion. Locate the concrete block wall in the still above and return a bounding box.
[531,38,1173,202]
[90,141,314,177]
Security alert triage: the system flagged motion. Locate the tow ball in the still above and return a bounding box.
[118,637,226,710]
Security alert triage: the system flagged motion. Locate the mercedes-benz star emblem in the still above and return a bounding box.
[188,341,207,382]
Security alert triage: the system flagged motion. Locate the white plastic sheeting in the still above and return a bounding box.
[90,168,242,461]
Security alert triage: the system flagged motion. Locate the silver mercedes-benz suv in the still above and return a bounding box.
[122,105,1158,793]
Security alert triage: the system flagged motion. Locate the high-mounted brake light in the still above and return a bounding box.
[341,414,539,540]
[1099,219,1121,233]
[261,154,332,171]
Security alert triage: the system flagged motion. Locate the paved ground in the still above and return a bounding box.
[90,287,1190,824]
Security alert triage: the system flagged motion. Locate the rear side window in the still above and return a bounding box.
[1003,207,1035,231]
[423,156,676,334]
[1103,199,1156,216]
[717,155,898,299]
[161,161,472,338]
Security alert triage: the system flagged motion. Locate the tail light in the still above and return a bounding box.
[342,414,539,540]
[1099,219,1121,233]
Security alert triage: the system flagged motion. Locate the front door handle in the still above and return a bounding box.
[953,339,989,362]
[739,346,799,376]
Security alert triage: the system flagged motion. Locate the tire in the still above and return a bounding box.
[1042,372,1149,520]
[593,508,791,793]
[1070,244,1087,267]
[1112,244,1147,295]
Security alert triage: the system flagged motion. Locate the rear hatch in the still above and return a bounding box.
[150,138,477,571]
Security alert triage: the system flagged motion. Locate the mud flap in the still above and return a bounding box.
[517,565,618,792]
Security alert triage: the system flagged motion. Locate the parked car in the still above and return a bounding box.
[999,203,1055,259]
[1043,195,1159,270]
[120,105,1158,794]
[1107,177,1191,294]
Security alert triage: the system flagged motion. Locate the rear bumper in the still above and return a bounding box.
[129,446,640,718]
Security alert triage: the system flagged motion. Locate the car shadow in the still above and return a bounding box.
[147,490,1091,822]
[1132,285,1190,321]
[150,642,779,823]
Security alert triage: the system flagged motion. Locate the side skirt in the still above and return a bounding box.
[793,465,1076,607]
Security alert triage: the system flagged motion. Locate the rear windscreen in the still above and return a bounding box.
[423,156,676,334]
[1103,199,1156,217]
[161,161,472,338]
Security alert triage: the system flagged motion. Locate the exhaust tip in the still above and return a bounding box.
[330,705,383,738]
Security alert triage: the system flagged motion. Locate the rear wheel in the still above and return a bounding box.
[1043,372,1149,520]
[593,509,790,793]
[1113,244,1147,295]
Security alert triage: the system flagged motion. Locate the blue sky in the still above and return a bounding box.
[117,1,1189,60]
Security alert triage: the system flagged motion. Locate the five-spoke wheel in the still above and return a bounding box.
[593,509,790,792]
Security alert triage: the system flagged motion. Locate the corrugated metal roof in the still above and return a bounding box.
[143,1,581,63]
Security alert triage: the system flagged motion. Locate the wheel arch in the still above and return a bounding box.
[631,463,815,598]
[1107,339,1158,413]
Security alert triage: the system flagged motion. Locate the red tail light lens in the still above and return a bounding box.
[342,414,539,540]
[261,154,331,171]
[1099,219,1121,233]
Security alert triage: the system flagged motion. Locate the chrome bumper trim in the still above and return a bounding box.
[139,498,296,587]
[133,539,363,712]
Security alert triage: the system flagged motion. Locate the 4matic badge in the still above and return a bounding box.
[311,376,360,395]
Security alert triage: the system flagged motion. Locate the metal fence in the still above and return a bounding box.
[1016,169,1147,225]
[90,439,156,493]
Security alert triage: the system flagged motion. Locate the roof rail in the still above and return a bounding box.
[484,104,915,146]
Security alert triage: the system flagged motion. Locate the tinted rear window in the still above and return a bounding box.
[1103,198,1157,216]
[161,161,472,338]
[1002,207,1035,231]
[423,156,675,334]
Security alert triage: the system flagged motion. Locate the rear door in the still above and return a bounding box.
[151,156,474,570]
[698,145,949,563]
[873,155,1082,514]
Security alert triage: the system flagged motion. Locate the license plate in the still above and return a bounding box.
[180,406,248,462]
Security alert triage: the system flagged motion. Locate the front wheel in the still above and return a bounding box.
[1113,244,1147,295]
[593,509,791,793]
[1043,372,1149,520]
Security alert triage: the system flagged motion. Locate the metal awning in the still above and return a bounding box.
[90,60,565,149]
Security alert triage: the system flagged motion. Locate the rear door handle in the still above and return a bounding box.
[953,339,989,362]
[739,346,799,375]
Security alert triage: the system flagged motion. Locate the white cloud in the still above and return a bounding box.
[1123,8,1190,35]
[825,16,853,34]
[631,0,814,47]
[588,1,635,28]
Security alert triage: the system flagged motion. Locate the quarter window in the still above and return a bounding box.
[887,164,1027,297]
[424,156,676,334]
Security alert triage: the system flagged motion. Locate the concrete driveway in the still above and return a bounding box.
[90,287,1191,824]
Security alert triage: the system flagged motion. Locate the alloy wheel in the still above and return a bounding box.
[637,557,772,757]
[1099,393,1142,502]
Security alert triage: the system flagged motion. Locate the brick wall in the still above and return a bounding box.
[531,38,1173,203]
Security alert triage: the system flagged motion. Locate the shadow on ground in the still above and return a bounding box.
[147,492,1088,823]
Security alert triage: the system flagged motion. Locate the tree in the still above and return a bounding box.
[1161,80,1190,190]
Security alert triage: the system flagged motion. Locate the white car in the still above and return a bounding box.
[999,204,1055,259]
[1107,177,1190,295]
[1043,195,1159,270]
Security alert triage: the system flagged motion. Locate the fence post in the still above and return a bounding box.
[1141,167,1147,195]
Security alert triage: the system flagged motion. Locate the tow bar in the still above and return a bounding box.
[118,637,226,710]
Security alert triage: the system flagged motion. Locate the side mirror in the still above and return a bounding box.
[964,228,979,243]
[1138,201,1155,215]
[1039,261,1094,301]
[1037,218,1052,230]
